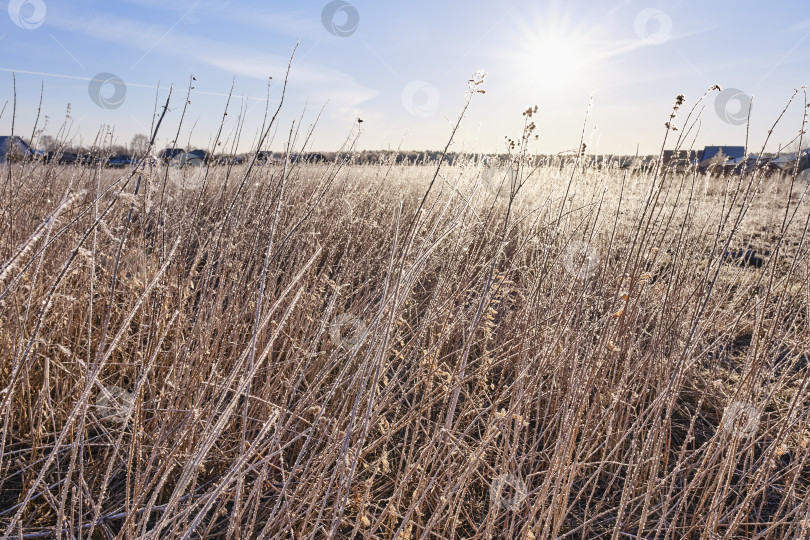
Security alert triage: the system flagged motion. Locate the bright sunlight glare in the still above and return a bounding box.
[506,15,593,94]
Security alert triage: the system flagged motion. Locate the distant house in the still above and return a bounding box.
[701,146,745,161]
[0,136,32,162]
[726,155,769,174]
[186,149,211,163]
[698,146,745,173]
[769,149,810,173]
[159,148,185,163]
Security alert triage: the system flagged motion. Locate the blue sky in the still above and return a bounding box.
[3,0,810,155]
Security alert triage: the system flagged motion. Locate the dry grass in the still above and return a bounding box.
[2,92,810,538]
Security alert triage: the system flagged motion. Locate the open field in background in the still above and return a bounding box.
[1,155,810,538]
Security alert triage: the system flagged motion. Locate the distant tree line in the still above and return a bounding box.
[30,133,669,169]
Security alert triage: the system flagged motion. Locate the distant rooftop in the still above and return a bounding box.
[701,146,746,161]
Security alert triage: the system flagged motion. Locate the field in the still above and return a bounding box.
[1,143,810,537]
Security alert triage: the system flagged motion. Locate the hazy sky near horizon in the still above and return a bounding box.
[3,0,810,155]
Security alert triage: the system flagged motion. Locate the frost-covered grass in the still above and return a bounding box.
[1,151,809,538]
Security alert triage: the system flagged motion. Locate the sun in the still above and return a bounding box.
[526,34,585,85]
[505,14,593,94]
